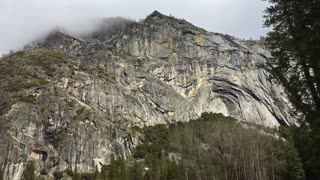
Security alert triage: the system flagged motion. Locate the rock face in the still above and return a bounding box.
[0,11,293,179]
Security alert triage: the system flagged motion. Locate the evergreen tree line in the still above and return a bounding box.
[55,113,305,180]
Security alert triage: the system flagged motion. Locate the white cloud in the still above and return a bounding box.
[0,0,269,55]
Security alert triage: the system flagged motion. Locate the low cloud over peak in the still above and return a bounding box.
[0,0,269,56]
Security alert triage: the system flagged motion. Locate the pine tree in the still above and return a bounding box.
[128,161,143,180]
[94,167,101,180]
[119,158,128,180]
[167,160,179,180]
[278,141,305,179]
[264,0,320,114]
[72,167,81,180]
[264,0,320,179]
[23,161,36,180]
[144,155,159,180]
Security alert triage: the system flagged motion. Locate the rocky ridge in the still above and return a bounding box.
[0,11,293,179]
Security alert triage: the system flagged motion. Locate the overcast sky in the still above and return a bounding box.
[0,0,270,55]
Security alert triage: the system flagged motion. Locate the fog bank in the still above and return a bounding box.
[0,0,269,55]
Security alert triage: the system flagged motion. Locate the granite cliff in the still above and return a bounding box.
[0,11,293,179]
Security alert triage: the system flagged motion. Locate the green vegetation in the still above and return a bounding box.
[0,48,73,93]
[53,167,101,180]
[24,49,72,78]
[0,169,3,180]
[0,93,12,116]
[18,95,37,104]
[100,157,129,180]
[78,57,113,82]
[40,169,48,175]
[65,99,77,108]
[73,107,91,121]
[76,107,85,115]
[53,171,64,180]
[243,36,266,47]
[264,0,320,179]
[128,113,304,180]
[22,161,36,180]
[6,78,48,92]
[60,113,304,180]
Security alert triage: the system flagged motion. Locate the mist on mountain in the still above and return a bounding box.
[0,0,269,56]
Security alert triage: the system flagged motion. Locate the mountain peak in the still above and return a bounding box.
[149,10,165,17]
[145,10,169,21]
[41,31,78,47]
[143,10,207,36]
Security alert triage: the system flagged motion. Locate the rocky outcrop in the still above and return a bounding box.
[0,11,293,179]
[113,11,292,126]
